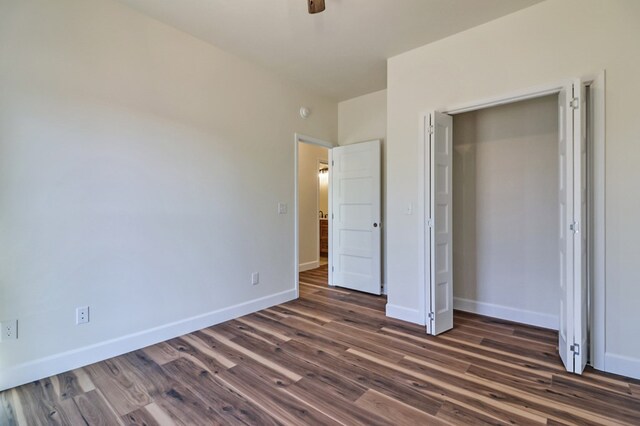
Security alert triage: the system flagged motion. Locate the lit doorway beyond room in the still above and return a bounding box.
[295,135,383,296]
[297,140,330,273]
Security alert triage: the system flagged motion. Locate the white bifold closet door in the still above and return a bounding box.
[426,112,454,335]
[559,81,588,374]
[427,84,587,375]
[329,140,382,295]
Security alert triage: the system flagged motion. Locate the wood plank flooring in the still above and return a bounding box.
[2,264,639,425]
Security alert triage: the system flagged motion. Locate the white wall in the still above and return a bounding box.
[453,95,559,329]
[338,89,387,145]
[386,0,640,378]
[338,89,388,289]
[298,143,328,269]
[0,0,336,390]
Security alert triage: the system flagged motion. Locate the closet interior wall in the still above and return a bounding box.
[452,94,560,329]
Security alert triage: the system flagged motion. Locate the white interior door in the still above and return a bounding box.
[558,85,575,371]
[574,81,588,374]
[559,81,588,374]
[428,112,454,335]
[329,140,381,295]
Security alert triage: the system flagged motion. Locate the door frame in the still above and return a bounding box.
[418,72,606,368]
[294,133,334,298]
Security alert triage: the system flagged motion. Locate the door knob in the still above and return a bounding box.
[373,223,378,228]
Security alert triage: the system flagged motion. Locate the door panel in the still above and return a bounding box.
[330,140,381,295]
[558,85,575,372]
[574,81,588,373]
[430,112,454,335]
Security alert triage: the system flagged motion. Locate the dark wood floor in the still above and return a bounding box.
[2,265,640,425]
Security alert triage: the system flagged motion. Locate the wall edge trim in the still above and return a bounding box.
[604,353,640,380]
[299,261,320,272]
[454,297,559,330]
[0,289,296,391]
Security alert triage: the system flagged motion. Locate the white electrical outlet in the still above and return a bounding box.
[76,306,90,325]
[251,272,260,285]
[278,203,287,214]
[0,319,18,341]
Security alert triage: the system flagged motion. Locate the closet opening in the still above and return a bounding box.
[421,75,605,374]
[451,94,561,331]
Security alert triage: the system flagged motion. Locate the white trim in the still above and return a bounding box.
[454,297,558,331]
[588,71,606,371]
[0,289,296,392]
[296,133,333,149]
[294,133,334,298]
[441,80,571,116]
[417,115,429,330]
[328,149,333,286]
[299,261,320,272]
[385,303,425,325]
[604,353,640,380]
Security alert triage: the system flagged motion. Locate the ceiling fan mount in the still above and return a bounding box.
[308,0,325,14]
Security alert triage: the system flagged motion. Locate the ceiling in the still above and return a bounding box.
[116,0,543,101]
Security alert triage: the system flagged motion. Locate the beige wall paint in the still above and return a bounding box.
[0,0,336,390]
[338,89,388,288]
[338,89,387,146]
[453,95,559,328]
[386,0,640,377]
[298,143,329,267]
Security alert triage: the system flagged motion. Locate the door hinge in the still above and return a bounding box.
[331,213,334,219]
[428,312,435,320]
[428,125,435,135]
[331,265,334,272]
[331,160,334,166]
[427,218,434,228]
[570,344,580,355]
[569,221,579,233]
[570,98,579,110]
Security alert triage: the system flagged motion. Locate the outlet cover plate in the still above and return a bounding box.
[76,306,90,325]
[1,319,18,341]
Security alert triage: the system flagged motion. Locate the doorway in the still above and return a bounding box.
[318,160,329,266]
[297,139,330,273]
[420,75,606,375]
[294,134,383,296]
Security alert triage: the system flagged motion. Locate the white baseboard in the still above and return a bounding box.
[386,303,425,325]
[299,261,320,272]
[0,289,296,392]
[604,353,640,380]
[454,297,558,330]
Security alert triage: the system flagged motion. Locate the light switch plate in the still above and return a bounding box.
[278,203,287,214]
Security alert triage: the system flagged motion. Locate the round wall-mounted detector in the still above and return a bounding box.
[299,107,311,119]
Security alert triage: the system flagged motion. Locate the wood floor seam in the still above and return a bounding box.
[2,264,639,425]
